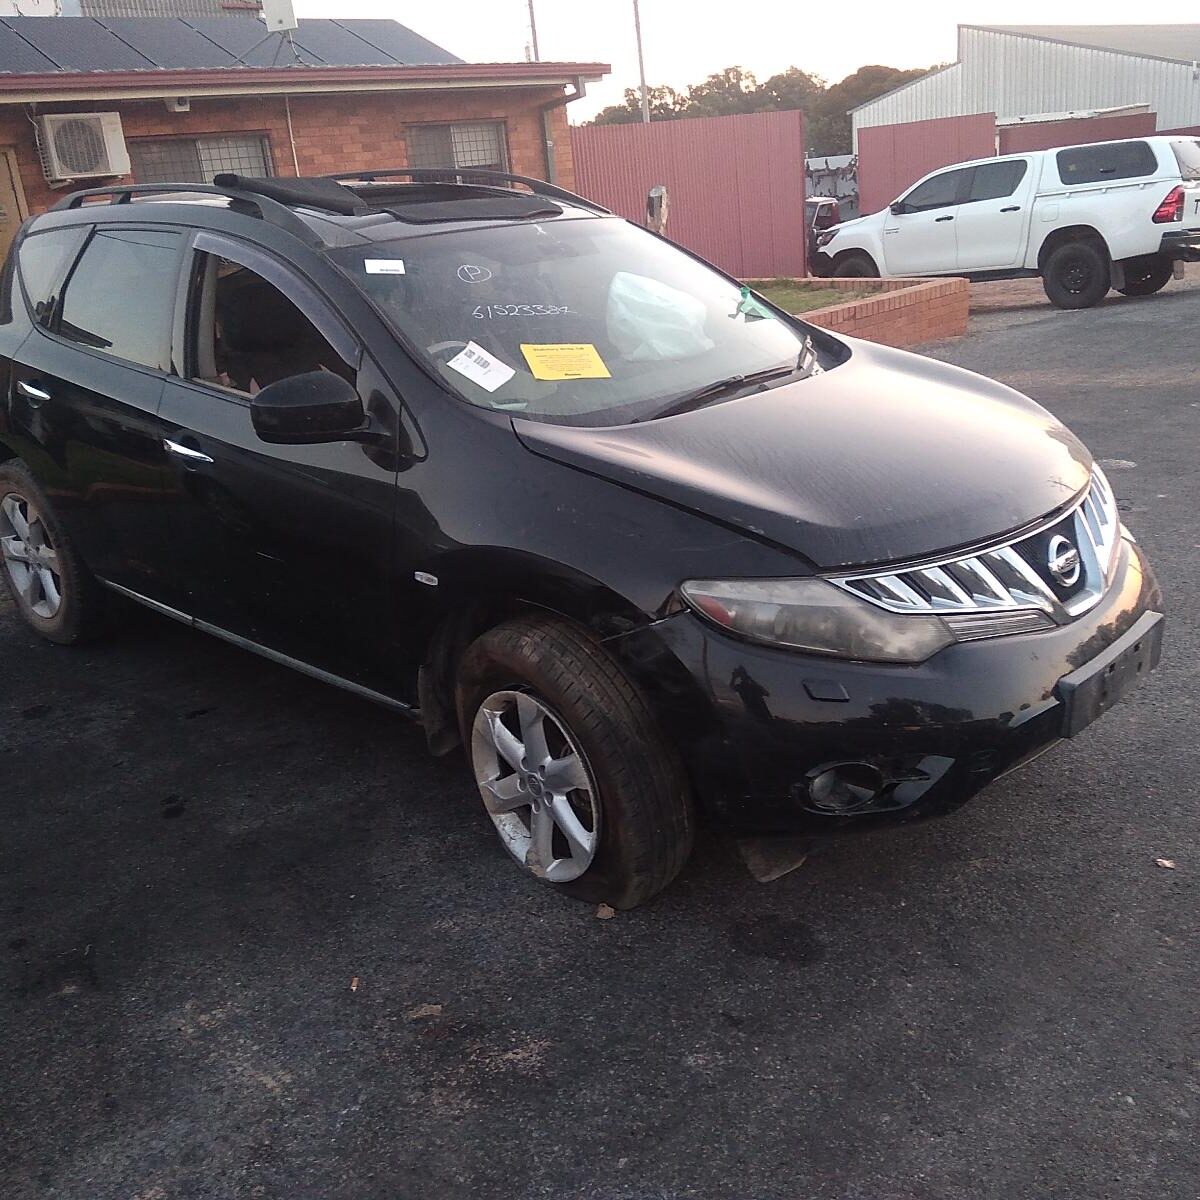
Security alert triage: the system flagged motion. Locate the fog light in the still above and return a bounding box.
[805,762,885,815]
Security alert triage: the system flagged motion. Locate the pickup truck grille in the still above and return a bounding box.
[831,469,1120,636]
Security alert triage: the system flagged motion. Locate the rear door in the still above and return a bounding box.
[881,167,966,275]
[156,232,404,696]
[954,158,1033,270]
[10,223,182,602]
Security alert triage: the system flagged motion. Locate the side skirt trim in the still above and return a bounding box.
[100,579,419,720]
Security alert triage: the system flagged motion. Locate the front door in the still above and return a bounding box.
[881,166,966,275]
[0,149,29,266]
[156,232,403,696]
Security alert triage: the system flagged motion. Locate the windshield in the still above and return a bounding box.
[330,217,836,426]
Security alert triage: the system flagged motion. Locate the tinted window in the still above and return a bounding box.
[902,169,965,212]
[965,160,1028,203]
[58,228,182,370]
[190,253,355,396]
[1056,141,1158,185]
[17,227,87,323]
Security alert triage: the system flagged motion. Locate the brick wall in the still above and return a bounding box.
[801,277,970,347]
[0,84,574,217]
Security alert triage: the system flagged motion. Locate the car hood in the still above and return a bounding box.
[512,339,1092,570]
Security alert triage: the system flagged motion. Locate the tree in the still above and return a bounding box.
[587,61,941,155]
[757,66,826,116]
[592,84,686,125]
[680,66,763,117]
[808,64,940,154]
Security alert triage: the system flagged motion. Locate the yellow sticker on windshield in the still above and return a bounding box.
[520,343,611,381]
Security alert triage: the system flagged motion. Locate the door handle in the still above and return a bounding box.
[16,379,51,406]
[935,215,955,222]
[163,438,214,465]
[1000,205,1021,213]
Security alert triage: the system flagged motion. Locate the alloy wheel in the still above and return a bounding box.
[0,492,63,620]
[471,689,600,882]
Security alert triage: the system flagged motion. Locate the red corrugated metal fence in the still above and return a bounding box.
[570,111,806,278]
[856,113,997,215]
[998,111,1157,153]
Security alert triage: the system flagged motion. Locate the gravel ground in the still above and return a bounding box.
[2,274,1197,1200]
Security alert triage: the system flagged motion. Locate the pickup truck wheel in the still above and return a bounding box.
[1042,241,1110,309]
[458,615,694,909]
[831,252,879,278]
[0,460,107,645]
[1117,254,1173,297]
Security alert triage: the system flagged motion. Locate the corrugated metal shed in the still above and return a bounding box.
[854,25,1200,146]
[0,15,463,73]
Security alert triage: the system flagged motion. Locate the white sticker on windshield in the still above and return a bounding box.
[365,259,405,274]
[445,341,516,393]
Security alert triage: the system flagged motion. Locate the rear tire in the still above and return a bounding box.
[1042,240,1110,309]
[1117,253,1173,297]
[0,459,107,645]
[457,615,694,909]
[831,252,879,278]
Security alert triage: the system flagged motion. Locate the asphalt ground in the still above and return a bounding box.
[2,277,1197,1199]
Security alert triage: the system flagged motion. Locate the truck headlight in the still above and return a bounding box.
[679,577,955,663]
[816,230,837,248]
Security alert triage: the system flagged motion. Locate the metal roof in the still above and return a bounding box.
[967,24,1200,66]
[0,16,464,74]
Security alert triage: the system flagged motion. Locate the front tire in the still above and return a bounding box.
[831,251,879,278]
[0,460,106,645]
[457,615,694,909]
[1117,253,1173,297]
[1042,241,1110,309]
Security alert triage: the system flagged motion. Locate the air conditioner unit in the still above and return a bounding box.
[37,113,131,183]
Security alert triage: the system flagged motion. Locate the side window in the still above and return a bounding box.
[902,169,965,213]
[16,227,88,323]
[57,228,182,370]
[965,160,1028,203]
[1056,141,1158,185]
[188,251,356,396]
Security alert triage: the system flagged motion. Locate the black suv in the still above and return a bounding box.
[0,171,1164,907]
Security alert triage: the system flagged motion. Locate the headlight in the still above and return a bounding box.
[679,577,955,663]
[816,230,837,248]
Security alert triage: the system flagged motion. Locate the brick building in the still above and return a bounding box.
[0,16,606,258]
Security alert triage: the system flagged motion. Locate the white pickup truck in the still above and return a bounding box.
[812,136,1200,308]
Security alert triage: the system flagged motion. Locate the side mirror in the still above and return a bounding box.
[250,371,368,445]
[889,201,909,216]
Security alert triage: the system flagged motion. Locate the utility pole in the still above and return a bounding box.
[527,0,540,62]
[633,0,650,123]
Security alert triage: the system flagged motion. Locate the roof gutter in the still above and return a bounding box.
[0,61,611,105]
[538,75,591,185]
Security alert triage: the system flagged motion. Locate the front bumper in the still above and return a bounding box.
[616,535,1162,835]
[1160,229,1200,261]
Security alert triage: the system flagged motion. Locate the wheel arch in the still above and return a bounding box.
[415,548,666,757]
[1036,225,1110,273]
[830,246,880,275]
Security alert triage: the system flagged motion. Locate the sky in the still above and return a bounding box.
[293,2,1200,122]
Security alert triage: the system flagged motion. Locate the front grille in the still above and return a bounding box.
[831,469,1120,635]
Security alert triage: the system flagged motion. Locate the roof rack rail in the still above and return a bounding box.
[50,182,326,247]
[322,167,612,215]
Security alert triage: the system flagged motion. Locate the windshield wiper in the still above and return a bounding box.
[638,359,803,423]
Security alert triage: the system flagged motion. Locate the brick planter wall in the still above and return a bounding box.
[797,277,969,348]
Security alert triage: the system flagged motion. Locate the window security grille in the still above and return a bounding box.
[129,135,272,185]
